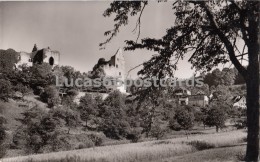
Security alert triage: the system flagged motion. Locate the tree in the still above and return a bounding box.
[78,94,98,128]
[51,106,79,134]
[205,102,227,132]
[134,88,169,137]
[204,69,223,87]
[204,68,236,87]
[99,91,130,139]
[40,86,61,108]
[221,68,236,86]
[18,106,63,153]
[59,66,83,88]
[30,63,54,92]
[101,2,259,159]
[211,85,232,106]
[169,107,195,139]
[0,48,20,72]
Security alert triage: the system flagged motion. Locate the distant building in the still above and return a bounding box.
[232,96,246,109]
[188,91,209,107]
[15,44,60,68]
[74,91,109,104]
[89,48,126,93]
[173,87,191,105]
[172,87,208,107]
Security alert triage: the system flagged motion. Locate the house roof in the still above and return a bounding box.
[232,95,246,103]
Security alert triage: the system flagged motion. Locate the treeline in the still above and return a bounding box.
[203,67,245,87]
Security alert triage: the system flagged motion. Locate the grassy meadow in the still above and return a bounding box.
[2,130,246,162]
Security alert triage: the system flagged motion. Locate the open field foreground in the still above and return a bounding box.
[158,145,246,162]
[2,130,246,162]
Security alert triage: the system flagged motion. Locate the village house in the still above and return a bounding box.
[173,87,209,107]
[173,87,191,105]
[232,96,247,109]
[188,91,209,107]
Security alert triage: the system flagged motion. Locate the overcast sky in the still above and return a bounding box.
[0,1,197,78]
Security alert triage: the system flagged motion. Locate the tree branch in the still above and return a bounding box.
[132,3,147,43]
[188,32,211,62]
[199,2,247,78]
[127,63,143,78]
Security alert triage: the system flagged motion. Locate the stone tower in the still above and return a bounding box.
[89,48,126,93]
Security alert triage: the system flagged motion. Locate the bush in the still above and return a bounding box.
[187,140,215,151]
[0,143,7,158]
[66,89,79,99]
[12,126,28,149]
[169,118,182,131]
[126,128,142,143]
[234,119,247,129]
[76,140,94,150]
[35,86,44,95]
[87,133,106,146]
[150,124,166,140]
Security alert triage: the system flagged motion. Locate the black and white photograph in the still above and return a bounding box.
[0,1,259,161]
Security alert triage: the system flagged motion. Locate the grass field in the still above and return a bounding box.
[2,130,246,162]
[159,144,246,162]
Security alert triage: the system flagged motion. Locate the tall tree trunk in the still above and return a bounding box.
[245,39,259,161]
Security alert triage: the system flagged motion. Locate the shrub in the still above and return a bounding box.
[27,134,43,153]
[75,140,94,150]
[126,127,142,143]
[14,83,32,99]
[85,139,95,148]
[35,86,44,95]
[187,140,215,151]
[234,119,247,129]
[169,118,182,131]
[0,143,7,158]
[150,124,166,140]
[12,126,28,149]
[87,133,106,146]
[66,89,79,99]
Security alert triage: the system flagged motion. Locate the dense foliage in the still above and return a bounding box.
[0,49,20,72]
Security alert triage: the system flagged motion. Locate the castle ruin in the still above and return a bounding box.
[88,48,126,93]
[15,44,60,68]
